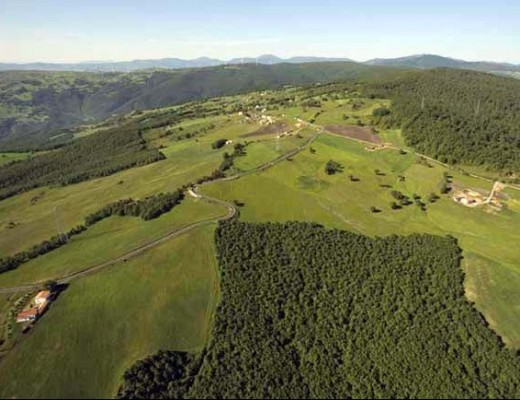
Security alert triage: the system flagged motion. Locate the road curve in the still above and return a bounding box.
[0,129,320,294]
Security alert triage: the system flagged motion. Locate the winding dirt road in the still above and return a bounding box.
[0,129,321,295]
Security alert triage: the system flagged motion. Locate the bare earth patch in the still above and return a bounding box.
[325,125,382,144]
[241,122,290,138]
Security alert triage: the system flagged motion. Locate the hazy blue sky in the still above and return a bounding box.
[1,0,518,63]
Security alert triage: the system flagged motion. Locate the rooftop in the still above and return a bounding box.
[35,290,51,300]
[17,308,39,319]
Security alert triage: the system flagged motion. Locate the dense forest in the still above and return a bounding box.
[119,221,520,399]
[369,69,520,171]
[0,123,164,200]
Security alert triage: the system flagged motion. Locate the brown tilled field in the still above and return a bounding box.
[241,122,290,138]
[325,125,382,144]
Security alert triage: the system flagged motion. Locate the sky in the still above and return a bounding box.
[0,0,519,64]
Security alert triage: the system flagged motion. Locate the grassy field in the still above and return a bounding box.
[0,225,219,399]
[0,196,226,288]
[0,152,29,166]
[0,116,259,257]
[202,132,520,348]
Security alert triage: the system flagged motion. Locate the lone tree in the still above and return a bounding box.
[325,160,343,175]
[428,192,440,203]
[212,139,228,150]
[372,106,391,117]
[390,201,402,210]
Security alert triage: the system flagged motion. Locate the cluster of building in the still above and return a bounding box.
[238,109,274,125]
[16,290,52,323]
[453,190,483,207]
[452,182,505,210]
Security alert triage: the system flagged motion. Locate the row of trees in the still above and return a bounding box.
[0,190,184,275]
[0,122,165,201]
[0,225,86,274]
[197,143,247,184]
[85,190,184,225]
[118,221,520,399]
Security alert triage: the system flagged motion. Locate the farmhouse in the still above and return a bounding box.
[16,308,38,323]
[15,290,52,324]
[453,188,486,207]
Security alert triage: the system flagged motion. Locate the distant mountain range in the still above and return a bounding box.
[365,54,520,76]
[0,55,352,72]
[0,53,519,76]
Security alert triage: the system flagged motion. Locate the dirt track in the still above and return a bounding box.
[0,129,322,295]
[3,119,516,295]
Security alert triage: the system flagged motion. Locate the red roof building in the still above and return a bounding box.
[16,308,39,323]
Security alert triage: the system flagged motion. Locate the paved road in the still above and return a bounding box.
[0,129,321,295]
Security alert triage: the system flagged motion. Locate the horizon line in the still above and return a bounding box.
[1,53,519,66]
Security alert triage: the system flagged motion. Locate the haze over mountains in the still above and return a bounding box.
[0,55,352,72]
[366,54,520,77]
[1,54,519,76]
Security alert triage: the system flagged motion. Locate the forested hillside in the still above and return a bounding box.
[118,221,520,399]
[0,122,164,200]
[0,63,403,151]
[369,69,520,171]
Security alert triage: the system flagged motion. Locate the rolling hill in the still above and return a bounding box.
[366,54,520,76]
[0,62,404,151]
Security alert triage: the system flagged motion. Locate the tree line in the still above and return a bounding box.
[0,190,184,275]
[0,225,86,274]
[85,190,184,225]
[0,122,165,201]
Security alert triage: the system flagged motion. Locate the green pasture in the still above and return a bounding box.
[0,225,219,399]
[202,132,520,347]
[0,196,226,289]
[0,135,224,257]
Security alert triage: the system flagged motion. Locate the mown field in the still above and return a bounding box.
[0,225,219,399]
